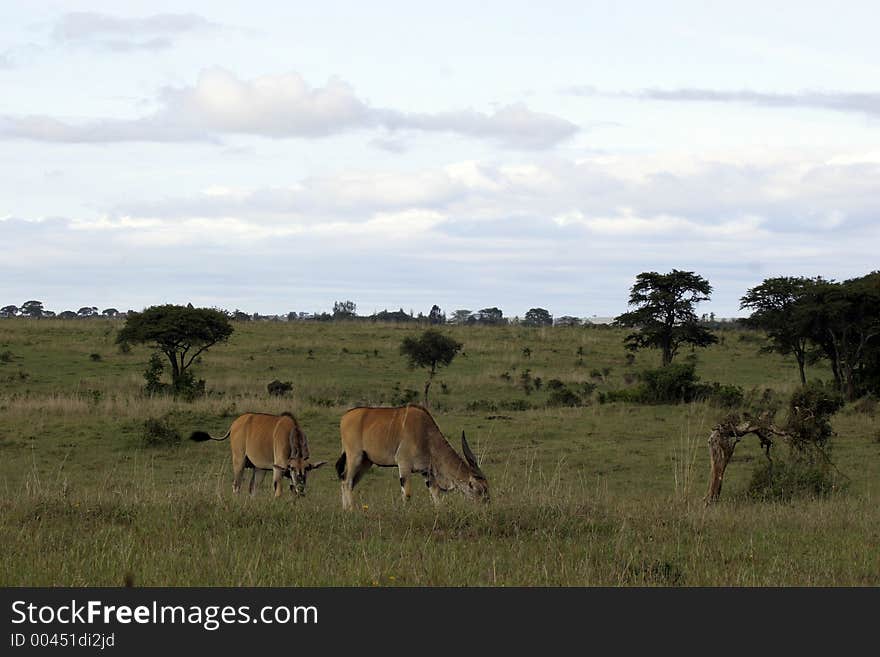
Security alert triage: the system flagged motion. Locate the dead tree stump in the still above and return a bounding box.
[704,413,785,504]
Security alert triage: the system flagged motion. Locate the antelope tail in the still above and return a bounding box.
[189,429,231,442]
[335,452,347,480]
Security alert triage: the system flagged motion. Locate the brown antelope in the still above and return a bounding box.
[335,404,488,510]
[190,412,326,497]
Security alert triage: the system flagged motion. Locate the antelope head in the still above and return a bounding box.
[459,431,489,502]
[285,426,327,496]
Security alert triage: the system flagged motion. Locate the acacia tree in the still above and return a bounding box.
[116,304,233,393]
[400,329,463,405]
[801,273,880,400]
[428,304,445,325]
[614,270,718,366]
[449,309,473,325]
[20,300,44,318]
[740,276,822,385]
[332,300,357,320]
[523,308,553,327]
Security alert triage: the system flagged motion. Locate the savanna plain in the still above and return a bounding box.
[1,319,877,586]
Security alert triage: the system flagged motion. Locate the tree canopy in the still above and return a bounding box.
[524,308,553,327]
[614,269,718,366]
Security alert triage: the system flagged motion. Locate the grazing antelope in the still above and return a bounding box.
[336,404,488,510]
[190,412,326,497]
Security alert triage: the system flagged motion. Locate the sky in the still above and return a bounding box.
[2,1,879,318]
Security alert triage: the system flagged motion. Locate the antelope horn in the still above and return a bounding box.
[288,427,300,458]
[299,428,310,460]
[461,431,484,477]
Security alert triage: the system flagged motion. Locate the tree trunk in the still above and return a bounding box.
[164,350,181,388]
[662,342,673,367]
[423,379,431,407]
[705,428,737,503]
[796,352,806,386]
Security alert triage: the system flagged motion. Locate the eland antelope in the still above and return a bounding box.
[336,404,488,510]
[190,412,326,497]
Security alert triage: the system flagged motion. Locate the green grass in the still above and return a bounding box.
[0,319,878,586]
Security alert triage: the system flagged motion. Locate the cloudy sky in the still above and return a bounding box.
[2,1,879,318]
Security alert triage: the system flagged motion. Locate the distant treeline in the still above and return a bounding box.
[0,299,741,328]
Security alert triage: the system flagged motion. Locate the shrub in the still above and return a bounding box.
[499,399,532,411]
[143,354,168,395]
[547,387,582,407]
[466,399,498,413]
[142,416,181,448]
[172,370,205,402]
[546,379,566,391]
[0,350,13,363]
[89,353,102,361]
[746,458,842,501]
[704,382,744,408]
[639,363,701,403]
[390,382,419,405]
[267,379,293,396]
[579,381,598,397]
[520,369,533,394]
[785,381,844,450]
[744,387,782,416]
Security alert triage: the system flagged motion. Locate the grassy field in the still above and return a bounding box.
[0,319,878,586]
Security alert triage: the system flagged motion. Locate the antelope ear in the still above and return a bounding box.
[461,431,483,476]
[307,460,327,471]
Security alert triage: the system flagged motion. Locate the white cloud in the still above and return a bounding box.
[0,68,578,149]
[4,149,879,316]
[569,86,880,118]
[51,12,221,51]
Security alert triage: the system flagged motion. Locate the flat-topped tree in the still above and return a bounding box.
[400,329,463,406]
[740,276,823,385]
[615,269,718,366]
[116,304,233,393]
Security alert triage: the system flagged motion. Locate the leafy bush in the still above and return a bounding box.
[0,350,13,363]
[390,382,419,405]
[785,381,844,450]
[143,353,168,395]
[142,416,181,448]
[598,389,641,404]
[547,387,582,407]
[466,399,498,413]
[267,379,293,396]
[89,353,102,361]
[743,387,782,416]
[173,370,205,402]
[143,352,205,400]
[499,399,532,411]
[639,363,701,403]
[746,381,847,501]
[747,458,842,501]
[703,382,744,408]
